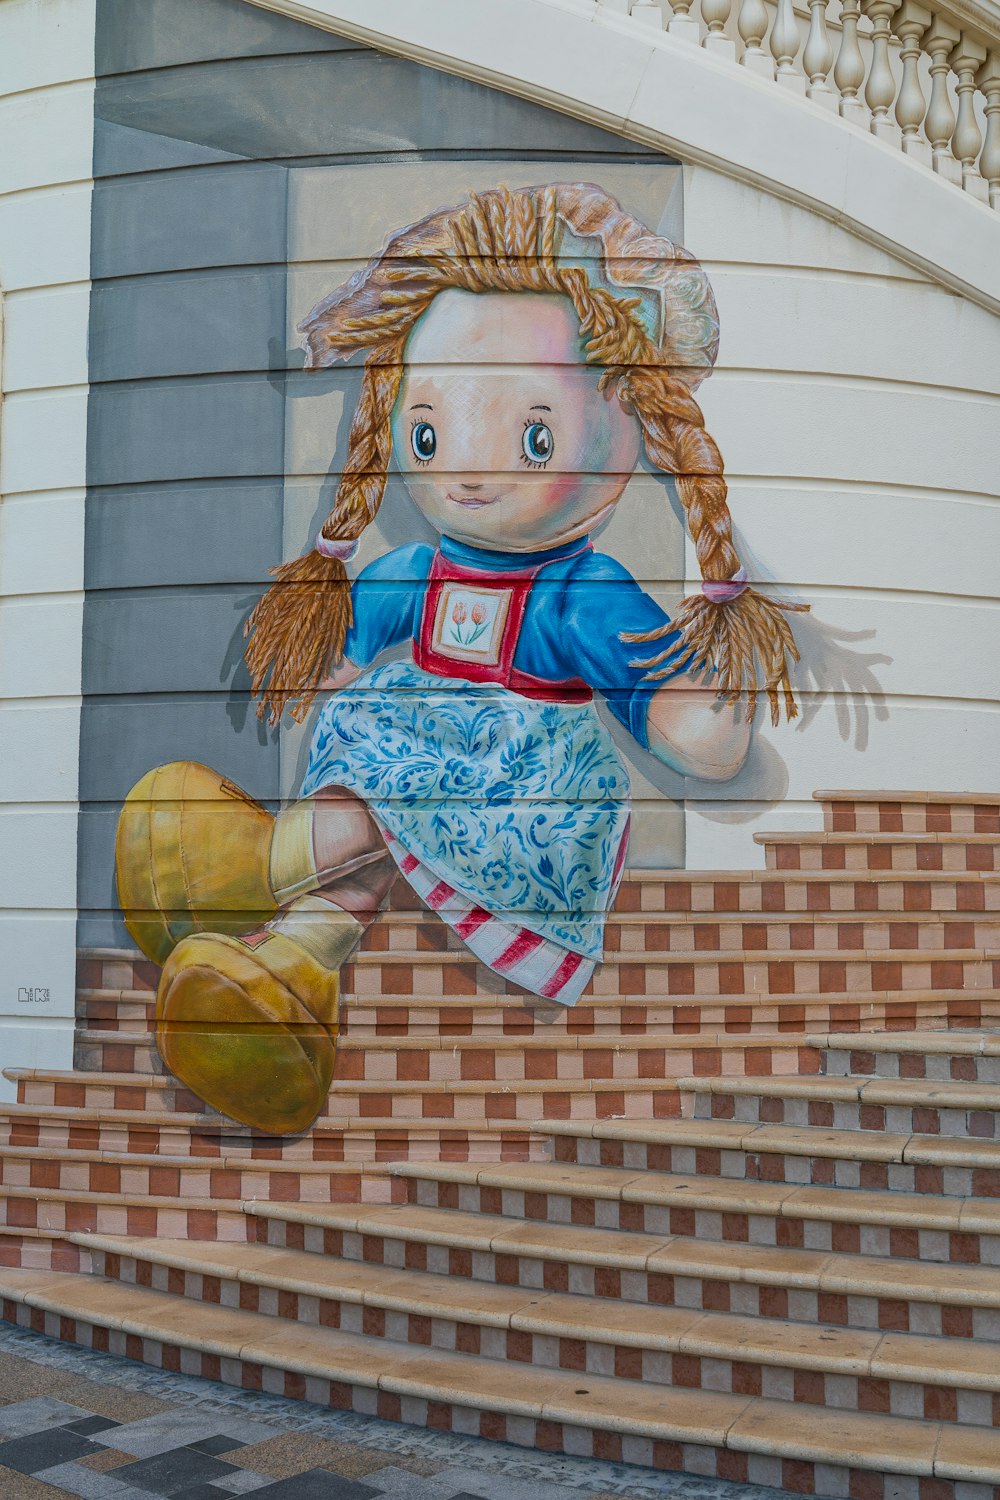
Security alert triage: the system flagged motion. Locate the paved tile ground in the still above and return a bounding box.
[0,1322,798,1500]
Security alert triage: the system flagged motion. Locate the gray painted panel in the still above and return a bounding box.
[89,267,286,383]
[79,697,277,803]
[94,53,660,168]
[86,375,286,487]
[91,164,288,280]
[82,588,260,696]
[96,0,354,75]
[93,118,249,179]
[85,480,283,589]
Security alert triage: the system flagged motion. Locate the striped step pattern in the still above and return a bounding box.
[818,790,1000,836]
[759,832,1000,874]
[547,1115,1000,1198]
[689,1073,1000,1137]
[75,985,1000,1045]
[0,1114,540,1168]
[818,1030,1000,1083]
[72,1027,821,1082]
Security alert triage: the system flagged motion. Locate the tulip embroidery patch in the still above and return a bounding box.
[431,584,512,664]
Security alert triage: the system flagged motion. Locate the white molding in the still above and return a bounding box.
[242,0,1000,317]
[0,0,94,1037]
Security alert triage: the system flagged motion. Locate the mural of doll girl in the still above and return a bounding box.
[116,183,805,1137]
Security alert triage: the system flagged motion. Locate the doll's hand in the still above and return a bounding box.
[645,673,751,781]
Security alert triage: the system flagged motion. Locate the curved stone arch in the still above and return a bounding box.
[243,0,1000,315]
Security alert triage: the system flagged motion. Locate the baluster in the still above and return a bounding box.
[803,0,836,106]
[702,0,736,59]
[892,1,931,162]
[770,0,806,91]
[978,53,1000,209]
[862,0,900,141]
[738,0,774,76]
[667,0,702,44]
[950,34,989,193]
[922,16,961,181]
[834,0,868,125]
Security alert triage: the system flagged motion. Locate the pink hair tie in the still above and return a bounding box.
[315,534,359,562]
[701,566,749,604]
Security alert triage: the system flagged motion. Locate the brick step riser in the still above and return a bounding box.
[13,1080,683,1123]
[0,1296,971,1500]
[0,1236,91,1274]
[73,993,1000,1043]
[0,1198,253,1241]
[71,1035,820,1086]
[822,802,1000,836]
[0,1151,505,1199]
[401,1179,1000,1268]
[0,1129,542,1171]
[765,845,999,874]
[253,1215,1000,1344]
[696,1095,1000,1138]
[353,917,1000,954]
[822,1051,1000,1084]
[552,1136,1000,1201]
[0,1120,542,1164]
[341,956,999,1002]
[85,1249,1000,1429]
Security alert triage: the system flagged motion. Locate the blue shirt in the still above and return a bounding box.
[343,534,684,751]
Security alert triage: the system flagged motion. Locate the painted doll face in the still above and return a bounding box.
[392,290,642,552]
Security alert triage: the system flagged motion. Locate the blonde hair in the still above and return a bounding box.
[245,183,805,726]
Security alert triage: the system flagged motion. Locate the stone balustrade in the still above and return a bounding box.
[595,0,1000,206]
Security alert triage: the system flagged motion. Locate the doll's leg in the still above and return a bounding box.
[154,787,394,1136]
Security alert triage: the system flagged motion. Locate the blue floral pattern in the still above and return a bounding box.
[301,661,630,958]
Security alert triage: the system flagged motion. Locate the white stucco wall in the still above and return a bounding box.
[680,167,1000,867]
[0,0,95,1095]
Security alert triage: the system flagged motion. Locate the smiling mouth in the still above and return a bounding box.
[447,493,502,509]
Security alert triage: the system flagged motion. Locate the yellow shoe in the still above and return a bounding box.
[156,902,354,1135]
[116,761,317,966]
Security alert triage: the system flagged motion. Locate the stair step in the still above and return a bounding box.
[336,947,999,1004]
[814,1030,1000,1082]
[2,1265,999,1493]
[814,790,1000,836]
[74,988,1000,1043]
[0,1115,542,1166]
[683,1073,1000,1136]
[0,1185,259,1239]
[72,1027,819,1083]
[0,1139,514,1201]
[246,1199,1000,1340]
[545,1115,1000,1197]
[391,1158,1000,1264]
[756,832,1000,874]
[5,1070,683,1122]
[75,1234,1000,1423]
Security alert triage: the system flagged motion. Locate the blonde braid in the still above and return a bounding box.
[245,184,806,727]
[244,341,405,725]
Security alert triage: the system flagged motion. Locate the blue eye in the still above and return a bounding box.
[522,421,553,466]
[411,421,436,462]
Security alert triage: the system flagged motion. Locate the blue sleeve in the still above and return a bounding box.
[342,543,433,669]
[559,553,685,751]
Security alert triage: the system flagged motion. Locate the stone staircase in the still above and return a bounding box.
[2,789,1000,1495]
